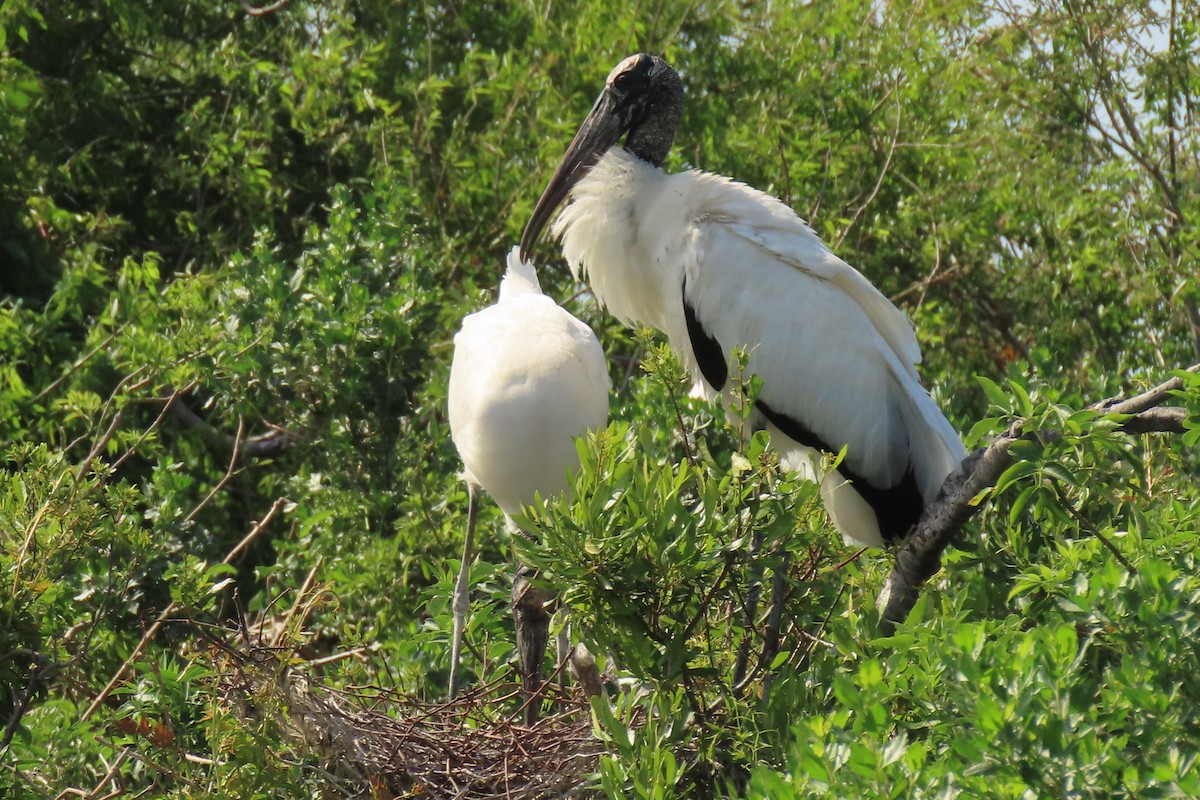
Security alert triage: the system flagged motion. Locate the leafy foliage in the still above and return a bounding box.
[2,0,1199,797]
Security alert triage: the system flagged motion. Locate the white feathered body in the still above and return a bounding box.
[552,148,963,547]
[449,248,610,519]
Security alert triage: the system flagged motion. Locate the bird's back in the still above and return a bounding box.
[449,250,610,516]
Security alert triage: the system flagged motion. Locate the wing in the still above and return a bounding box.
[687,171,923,374]
[674,194,962,503]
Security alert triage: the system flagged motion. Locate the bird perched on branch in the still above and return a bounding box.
[520,54,964,548]
[447,246,610,716]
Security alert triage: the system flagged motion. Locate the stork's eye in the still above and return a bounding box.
[612,68,637,93]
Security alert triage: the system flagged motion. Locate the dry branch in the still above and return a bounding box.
[162,385,297,457]
[878,364,1199,634]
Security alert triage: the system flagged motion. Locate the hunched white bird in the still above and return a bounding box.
[520,54,964,548]
[447,246,610,707]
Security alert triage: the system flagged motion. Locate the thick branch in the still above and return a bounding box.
[1090,364,1199,415]
[877,426,1024,634]
[1116,407,1187,435]
[163,386,297,457]
[878,365,1199,634]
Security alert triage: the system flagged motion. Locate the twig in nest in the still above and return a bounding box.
[214,640,606,800]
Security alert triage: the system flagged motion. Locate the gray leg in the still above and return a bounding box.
[448,483,480,699]
[512,563,553,725]
[732,528,767,691]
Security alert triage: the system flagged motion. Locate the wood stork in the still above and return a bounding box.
[520,54,964,548]
[447,246,610,711]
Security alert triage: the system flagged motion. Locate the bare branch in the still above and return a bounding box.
[74,372,153,482]
[184,416,245,526]
[163,386,298,457]
[107,381,198,474]
[1116,406,1188,435]
[878,364,1199,633]
[1090,364,1199,415]
[878,425,1025,633]
[241,0,292,16]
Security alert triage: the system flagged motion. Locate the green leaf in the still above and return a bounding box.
[994,459,1039,495]
[977,375,1011,411]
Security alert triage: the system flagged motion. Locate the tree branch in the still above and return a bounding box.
[162,386,297,457]
[878,364,1199,633]
[1091,364,1199,415]
[241,0,292,16]
[1114,406,1188,435]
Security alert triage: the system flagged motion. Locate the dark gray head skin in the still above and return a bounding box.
[520,53,685,261]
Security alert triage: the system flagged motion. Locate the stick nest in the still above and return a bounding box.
[213,644,605,799]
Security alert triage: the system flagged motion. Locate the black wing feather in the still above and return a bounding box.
[682,278,923,542]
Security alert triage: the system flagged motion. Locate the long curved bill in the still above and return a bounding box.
[519,89,625,262]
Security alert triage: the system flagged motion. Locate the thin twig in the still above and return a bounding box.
[74,372,153,482]
[33,330,119,403]
[1056,485,1137,573]
[80,498,287,722]
[107,382,198,475]
[183,417,245,526]
[835,102,903,250]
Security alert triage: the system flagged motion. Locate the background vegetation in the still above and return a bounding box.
[2,0,1199,796]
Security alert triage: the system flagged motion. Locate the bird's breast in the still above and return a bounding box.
[553,149,692,331]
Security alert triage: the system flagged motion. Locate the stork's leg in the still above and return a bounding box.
[512,563,554,725]
[448,483,480,699]
[732,527,767,692]
[758,548,791,701]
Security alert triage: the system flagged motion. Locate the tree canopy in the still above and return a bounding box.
[2,0,1199,797]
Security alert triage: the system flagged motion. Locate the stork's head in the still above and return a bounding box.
[520,53,683,260]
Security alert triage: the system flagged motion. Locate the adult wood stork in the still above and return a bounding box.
[447,246,610,712]
[520,54,964,548]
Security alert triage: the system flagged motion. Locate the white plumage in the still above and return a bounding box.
[446,246,609,697]
[555,148,963,546]
[522,54,964,548]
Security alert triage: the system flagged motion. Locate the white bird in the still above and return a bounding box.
[520,54,964,548]
[447,245,610,706]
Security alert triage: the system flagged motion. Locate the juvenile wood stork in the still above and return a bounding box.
[520,54,964,548]
[447,246,610,711]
